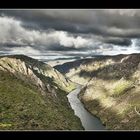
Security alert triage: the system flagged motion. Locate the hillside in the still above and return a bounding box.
[0,55,83,130]
[55,54,140,130]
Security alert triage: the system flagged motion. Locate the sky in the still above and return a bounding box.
[0,9,140,61]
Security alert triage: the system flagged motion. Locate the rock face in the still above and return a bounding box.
[55,53,140,130]
[0,55,74,93]
[0,55,83,130]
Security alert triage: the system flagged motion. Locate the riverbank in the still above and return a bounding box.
[79,79,140,130]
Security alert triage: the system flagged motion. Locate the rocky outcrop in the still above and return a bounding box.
[0,58,46,94]
[0,55,75,94]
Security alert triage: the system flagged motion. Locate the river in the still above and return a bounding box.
[67,85,106,130]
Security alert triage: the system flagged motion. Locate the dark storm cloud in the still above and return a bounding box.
[103,38,132,46]
[45,45,89,51]
[1,9,140,39]
[1,9,140,56]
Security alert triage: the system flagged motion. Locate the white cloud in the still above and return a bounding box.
[0,16,95,49]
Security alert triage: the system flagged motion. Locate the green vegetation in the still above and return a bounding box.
[0,71,82,130]
[112,80,134,97]
[62,82,76,93]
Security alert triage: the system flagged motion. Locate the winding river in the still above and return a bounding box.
[67,85,105,130]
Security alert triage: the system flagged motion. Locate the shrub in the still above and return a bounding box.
[113,80,134,97]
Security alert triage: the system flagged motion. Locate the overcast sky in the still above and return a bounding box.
[0,9,140,60]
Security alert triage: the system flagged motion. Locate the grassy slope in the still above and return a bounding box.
[0,56,83,130]
[0,71,83,130]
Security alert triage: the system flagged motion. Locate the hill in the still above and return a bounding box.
[0,55,83,130]
[55,53,140,130]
